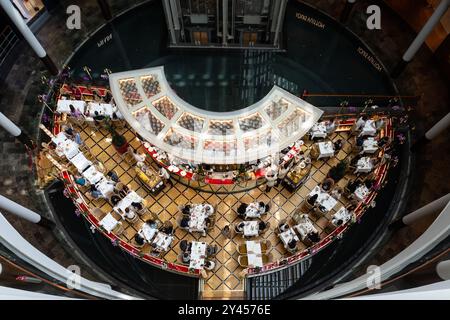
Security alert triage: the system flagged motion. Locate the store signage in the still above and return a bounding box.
[296,12,325,29]
[97,33,113,48]
[357,47,383,72]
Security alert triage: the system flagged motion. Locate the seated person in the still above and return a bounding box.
[356,136,365,147]
[182,205,191,216]
[237,203,248,217]
[124,208,136,220]
[287,239,298,251]
[278,222,289,233]
[235,222,245,233]
[182,252,191,264]
[307,193,318,206]
[333,139,344,151]
[308,231,320,243]
[90,185,103,199]
[334,219,344,227]
[131,201,143,211]
[62,125,75,138]
[355,116,368,131]
[205,217,212,229]
[347,180,359,193]
[134,233,145,246]
[180,217,190,229]
[331,187,343,200]
[110,194,121,206]
[161,224,173,235]
[321,178,334,192]
[106,170,120,183]
[93,111,105,122]
[364,179,376,190]
[74,175,87,186]
[145,219,157,228]
[260,202,270,213]
[69,105,83,118]
[203,260,215,271]
[258,221,268,231]
[317,204,327,213]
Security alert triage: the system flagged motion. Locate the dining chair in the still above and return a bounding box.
[261,240,272,253]
[236,243,247,255]
[261,253,272,264]
[238,255,249,268]
[112,222,124,236]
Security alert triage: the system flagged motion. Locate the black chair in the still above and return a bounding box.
[179,240,189,252]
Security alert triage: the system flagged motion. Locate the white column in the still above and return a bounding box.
[162,0,177,44]
[273,0,287,46]
[425,113,450,140]
[0,112,21,137]
[402,193,450,225]
[0,195,41,224]
[436,260,450,280]
[222,0,228,45]
[0,0,46,58]
[402,0,450,62]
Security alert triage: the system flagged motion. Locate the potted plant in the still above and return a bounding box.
[106,123,128,154]
[328,160,348,182]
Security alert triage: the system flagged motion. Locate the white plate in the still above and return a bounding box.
[180,171,187,176]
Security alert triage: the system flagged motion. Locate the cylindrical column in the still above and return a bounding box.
[389,193,450,229]
[97,0,112,21]
[340,0,356,24]
[411,112,450,152]
[0,112,34,149]
[162,0,177,45]
[0,0,59,76]
[0,194,55,229]
[436,260,450,280]
[425,112,450,140]
[391,0,450,78]
[273,0,287,46]
[222,0,228,45]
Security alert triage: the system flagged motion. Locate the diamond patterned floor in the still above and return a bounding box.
[70,122,356,298]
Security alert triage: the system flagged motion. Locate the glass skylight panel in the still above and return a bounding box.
[177,113,205,133]
[153,97,179,120]
[277,108,308,137]
[164,129,197,150]
[134,108,165,135]
[119,78,142,108]
[208,120,235,136]
[265,100,290,120]
[140,75,161,98]
[238,113,265,132]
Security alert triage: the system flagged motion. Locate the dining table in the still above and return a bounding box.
[189,241,207,270]
[246,241,263,268]
[309,186,338,212]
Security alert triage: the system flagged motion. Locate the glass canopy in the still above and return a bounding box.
[109,66,323,164]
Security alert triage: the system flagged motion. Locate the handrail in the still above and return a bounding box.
[303,199,450,299]
[0,211,140,300]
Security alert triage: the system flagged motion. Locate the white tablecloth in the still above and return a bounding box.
[309,186,338,212]
[317,141,335,159]
[363,138,378,154]
[189,241,207,270]
[361,120,377,136]
[188,205,210,232]
[86,102,114,117]
[52,132,68,145]
[69,152,92,172]
[140,223,158,242]
[332,207,352,226]
[99,213,119,233]
[152,232,173,251]
[245,202,264,219]
[96,179,115,198]
[243,221,259,237]
[295,218,317,240]
[56,99,86,114]
[310,122,327,139]
[354,185,370,201]
[53,134,79,159]
[82,166,104,185]
[279,228,299,247]
[356,157,373,173]
[246,241,263,268]
[114,191,143,215]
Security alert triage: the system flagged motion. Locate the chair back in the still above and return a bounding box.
[238,255,249,268]
[236,244,247,255]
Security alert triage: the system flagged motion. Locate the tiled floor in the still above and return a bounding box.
[67,121,356,298]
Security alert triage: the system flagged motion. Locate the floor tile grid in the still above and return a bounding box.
[75,123,357,293]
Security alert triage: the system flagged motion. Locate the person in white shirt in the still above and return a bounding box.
[129,147,146,164]
[265,167,278,192]
[276,163,291,187]
[355,116,367,131]
[325,118,337,134]
[159,166,173,187]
